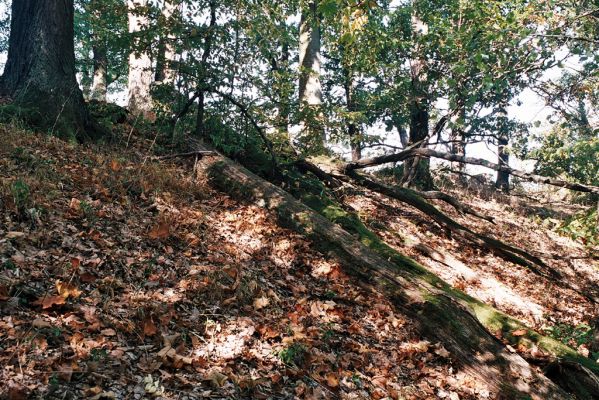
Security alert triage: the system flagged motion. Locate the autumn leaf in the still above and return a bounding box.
[35,295,66,309]
[143,318,157,336]
[148,220,170,240]
[512,329,528,337]
[253,296,269,310]
[206,371,228,388]
[56,280,82,299]
[325,373,339,388]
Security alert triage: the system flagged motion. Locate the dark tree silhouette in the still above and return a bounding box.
[0,0,100,139]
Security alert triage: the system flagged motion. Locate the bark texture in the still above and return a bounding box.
[127,0,153,119]
[298,0,325,153]
[343,147,599,195]
[90,42,108,102]
[401,11,433,189]
[203,154,587,399]
[154,0,179,85]
[495,105,511,192]
[343,67,361,161]
[0,0,98,140]
[194,0,216,138]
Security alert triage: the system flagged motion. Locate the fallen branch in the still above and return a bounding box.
[344,147,599,195]
[203,154,599,398]
[416,190,495,224]
[303,159,597,304]
[152,150,216,160]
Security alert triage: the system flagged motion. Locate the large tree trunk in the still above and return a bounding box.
[202,154,596,399]
[154,0,179,85]
[401,12,434,190]
[90,42,108,102]
[298,0,325,153]
[127,0,153,119]
[0,0,99,140]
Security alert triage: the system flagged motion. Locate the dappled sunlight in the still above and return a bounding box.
[345,189,598,334]
[0,130,492,399]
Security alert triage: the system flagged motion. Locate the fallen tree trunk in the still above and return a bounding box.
[344,147,599,195]
[304,158,597,303]
[203,155,599,399]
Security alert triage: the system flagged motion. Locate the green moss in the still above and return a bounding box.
[286,168,599,375]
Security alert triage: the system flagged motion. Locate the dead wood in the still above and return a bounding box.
[203,153,599,399]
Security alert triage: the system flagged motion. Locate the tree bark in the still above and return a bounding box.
[0,0,100,140]
[194,0,216,139]
[298,0,325,153]
[154,0,179,85]
[127,0,153,119]
[343,147,599,195]
[496,133,510,192]
[343,67,361,161]
[90,41,108,102]
[203,154,598,399]
[450,105,466,175]
[494,105,511,192]
[401,10,433,190]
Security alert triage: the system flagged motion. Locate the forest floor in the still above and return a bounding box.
[0,123,597,400]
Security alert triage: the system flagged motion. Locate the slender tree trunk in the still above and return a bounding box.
[298,0,325,153]
[343,67,361,161]
[154,0,179,85]
[276,40,291,136]
[195,0,216,138]
[450,105,466,177]
[0,0,100,140]
[496,105,510,192]
[127,0,153,119]
[90,41,108,102]
[401,10,433,190]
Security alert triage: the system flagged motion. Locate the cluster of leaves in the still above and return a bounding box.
[558,207,598,246]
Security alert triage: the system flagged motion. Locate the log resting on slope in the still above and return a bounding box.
[202,155,597,399]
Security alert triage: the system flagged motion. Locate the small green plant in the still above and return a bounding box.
[278,342,308,367]
[1,260,16,271]
[90,347,108,361]
[558,208,598,246]
[49,373,59,387]
[323,290,337,300]
[11,179,30,214]
[80,200,97,224]
[543,323,593,347]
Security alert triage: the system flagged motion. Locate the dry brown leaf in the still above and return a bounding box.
[325,373,339,388]
[56,280,82,299]
[206,371,228,388]
[32,318,52,329]
[36,295,66,309]
[253,296,269,310]
[149,221,170,240]
[143,318,157,336]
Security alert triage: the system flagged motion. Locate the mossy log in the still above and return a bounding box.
[205,156,599,399]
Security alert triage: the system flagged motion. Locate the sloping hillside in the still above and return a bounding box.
[0,124,597,399]
[0,125,488,399]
